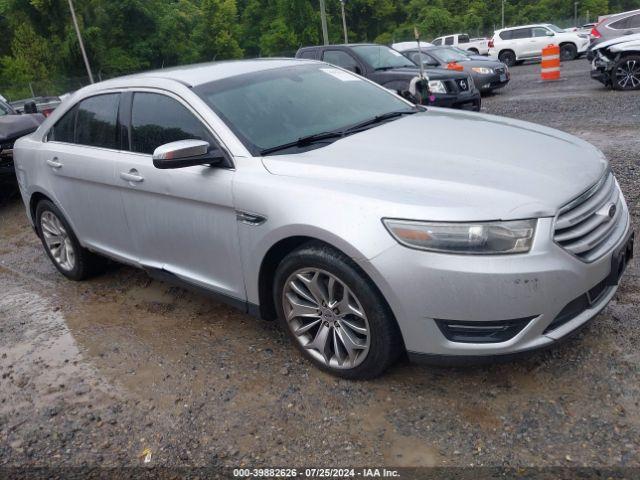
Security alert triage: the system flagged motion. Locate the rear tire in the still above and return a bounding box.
[498,50,516,67]
[273,242,403,379]
[560,43,578,61]
[611,55,640,91]
[35,200,107,280]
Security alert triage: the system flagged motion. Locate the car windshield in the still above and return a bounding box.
[351,45,416,70]
[0,101,11,116]
[452,47,473,57]
[430,47,470,63]
[547,24,565,33]
[195,64,413,155]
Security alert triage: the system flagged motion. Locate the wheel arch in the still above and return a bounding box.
[29,191,54,226]
[256,234,400,343]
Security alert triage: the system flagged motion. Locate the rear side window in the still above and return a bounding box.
[512,28,532,39]
[625,14,640,28]
[48,106,77,143]
[130,92,213,155]
[609,16,630,29]
[499,30,513,40]
[322,50,359,71]
[458,34,470,43]
[297,49,318,60]
[75,94,120,149]
[444,36,454,45]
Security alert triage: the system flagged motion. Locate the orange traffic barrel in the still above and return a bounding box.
[541,44,560,81]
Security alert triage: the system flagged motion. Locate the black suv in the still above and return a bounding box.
[296,43,481,111]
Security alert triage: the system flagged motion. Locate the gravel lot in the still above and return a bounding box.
[1,59,639,473]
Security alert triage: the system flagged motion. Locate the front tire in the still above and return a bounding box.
[612,55,640,91]
[35,200,107,280]
[274,242,403,379]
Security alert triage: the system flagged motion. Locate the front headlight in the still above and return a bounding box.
[428,80,447,94]
[471,67,494,74]
[382,219,537,254]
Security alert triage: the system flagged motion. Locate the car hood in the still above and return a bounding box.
[379,67,468,80]
[593,33,640,51]
[460,59,506,70]
[261,109,607,222]
[0,113,45,143]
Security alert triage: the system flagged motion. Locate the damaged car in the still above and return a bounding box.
[1,99,45,183]
[590,33,640,90]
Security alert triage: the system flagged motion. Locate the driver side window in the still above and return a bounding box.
[130,93,215,155]
[532,27,551,37]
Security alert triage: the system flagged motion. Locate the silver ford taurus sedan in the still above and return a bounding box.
[13,59,633,379]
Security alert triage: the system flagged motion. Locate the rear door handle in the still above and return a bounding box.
[120,169,144,183]
[46,158,63,169]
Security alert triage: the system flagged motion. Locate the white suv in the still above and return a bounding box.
[489,24,590,66]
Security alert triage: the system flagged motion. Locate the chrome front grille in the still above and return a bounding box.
[554,172,627,262]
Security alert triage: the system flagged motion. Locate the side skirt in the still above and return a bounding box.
[143,266,262,319]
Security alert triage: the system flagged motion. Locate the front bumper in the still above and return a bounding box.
[0,149,15,178]
[590,55,613,86]
[365,214,632,359]
[429,90,481,111]
[474,71,510,91]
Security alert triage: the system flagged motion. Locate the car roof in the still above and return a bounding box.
[496,23,554,32]
[96,58,316,89]
[603,8,640,22]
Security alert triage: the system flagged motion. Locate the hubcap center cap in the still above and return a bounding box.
[321,308,337,324]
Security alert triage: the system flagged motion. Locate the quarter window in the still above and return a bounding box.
[130,92,214,155]
[75,94,120,149]
[48,106,78,143]
[322,50,360,72]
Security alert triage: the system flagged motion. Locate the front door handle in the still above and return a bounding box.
[46,158,63,169]
[120,169,144,183]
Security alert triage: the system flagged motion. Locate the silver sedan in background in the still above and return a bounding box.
[14,59,633,378]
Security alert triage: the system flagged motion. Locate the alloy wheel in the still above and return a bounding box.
[615,59,640,90]
[282,268,371,369]
[40,211,76,271]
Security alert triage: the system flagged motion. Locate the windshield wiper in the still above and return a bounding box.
[260,108,421,156]
[343,109,419,134]
[260,131,344,155]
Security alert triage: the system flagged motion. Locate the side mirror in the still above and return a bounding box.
[152,139,225,169]
[24,101,38,114]
[545,31,555,36]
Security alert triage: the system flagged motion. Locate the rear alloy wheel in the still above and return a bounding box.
[274,242,403,379]
[35,200,107,280]
[612,55,640,91]
[498,50,516,67]
[560,43,578,61]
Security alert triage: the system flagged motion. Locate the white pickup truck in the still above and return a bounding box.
[431,33,490,55]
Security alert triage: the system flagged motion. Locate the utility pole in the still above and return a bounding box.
[340,0,348,44]
[68,0,94,83]
[501,0,505,29]
[574,1,579,27]
[319,0,329,45]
